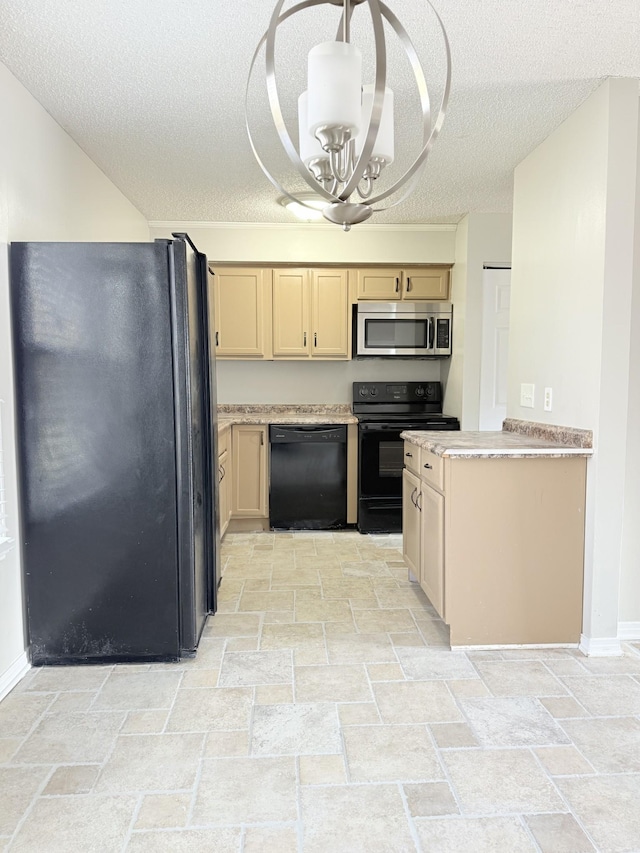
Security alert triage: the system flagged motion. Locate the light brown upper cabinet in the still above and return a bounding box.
[210,267,272,359]
[272,269,310,357]
[272,268,349,359]
[355,267,450,302]
[355,269,403,301]
[403,268,450,301]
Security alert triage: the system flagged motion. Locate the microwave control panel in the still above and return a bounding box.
[436,318,451,349]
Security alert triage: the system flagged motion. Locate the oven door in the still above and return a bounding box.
[358,422,426,497]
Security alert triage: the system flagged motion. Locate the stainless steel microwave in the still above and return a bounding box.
[355,301,452,357]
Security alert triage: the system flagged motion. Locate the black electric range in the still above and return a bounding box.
[353,381,460,533]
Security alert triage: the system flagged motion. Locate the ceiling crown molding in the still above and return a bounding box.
[148,220,458,232]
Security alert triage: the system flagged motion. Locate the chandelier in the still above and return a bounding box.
[246,0,451,230]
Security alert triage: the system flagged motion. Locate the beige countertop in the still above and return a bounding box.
[400,429,593,458]
[217,405,358,436]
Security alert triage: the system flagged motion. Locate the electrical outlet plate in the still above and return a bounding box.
[544,387,553,411]
[520,383,535,408]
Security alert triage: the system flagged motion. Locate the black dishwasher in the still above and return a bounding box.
[269,425,348,530]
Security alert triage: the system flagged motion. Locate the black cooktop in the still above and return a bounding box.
[352,381,459,427]
[353,380,442,407]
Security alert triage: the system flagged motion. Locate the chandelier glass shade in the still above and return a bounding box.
[246,0,451,230]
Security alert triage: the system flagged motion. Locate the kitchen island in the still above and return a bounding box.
[401,419,593,648]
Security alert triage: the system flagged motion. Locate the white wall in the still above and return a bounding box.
[509,78,640,648]
[619,111,640,629]
[150,222,455,404]
[442,213,513,425]
[0,61,149,695]
[216,360,440,404]
[149,222,456,266]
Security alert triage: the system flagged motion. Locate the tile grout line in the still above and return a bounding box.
[119,793,144,852]
[527,745,602,852]
[396,780,425,853]
[5,760,57,850]
[516,813,545,852]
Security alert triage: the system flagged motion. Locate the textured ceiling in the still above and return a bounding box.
[1,0,639,225]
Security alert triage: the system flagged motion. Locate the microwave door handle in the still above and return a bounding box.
[428,316,434,350]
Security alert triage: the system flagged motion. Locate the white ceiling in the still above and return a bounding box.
[1,0,639,225]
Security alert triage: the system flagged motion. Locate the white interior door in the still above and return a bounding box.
[479,267,511,431]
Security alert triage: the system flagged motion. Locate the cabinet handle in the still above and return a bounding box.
[303,331,307,346]
[215,331,219,347]
[260,432,264,446]
[423,462,432,469]
[218,465,223,482]
[314,332,317,347]
[395,277,400,293]
[410,487,417,507]
[416,491,422,511]
[406,276,412,293]
[220,464,225,479]
[405,452,413,458]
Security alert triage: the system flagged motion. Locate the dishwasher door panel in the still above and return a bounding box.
[269,426,347,530]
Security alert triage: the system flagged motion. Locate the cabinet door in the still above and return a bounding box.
[403,268,450,301]
[272,270,310,358]
[311,269,349,358]
[219,449,229,537]
[231,425,268,517]
[355,269,402,301]
[212,268,271,358]
[402,470,421,578]
[420,482,445,616]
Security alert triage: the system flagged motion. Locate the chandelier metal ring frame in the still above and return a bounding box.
[245,0,451,228]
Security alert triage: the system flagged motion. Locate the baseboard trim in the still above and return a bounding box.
[226,518,270,534]
[452,643,579,652]
[0,652,30,702]
[618,621,640,640]
[579,634,623,657]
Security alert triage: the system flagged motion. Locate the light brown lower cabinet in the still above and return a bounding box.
[403,441,587,647]
[231,425,268,520]
[217,427,231,539]
[419,478,445,617]
[218,448,231,538]
[402,469,421,578]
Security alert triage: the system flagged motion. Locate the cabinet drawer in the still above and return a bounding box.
[404,441,420,475]
[420,448,444,492]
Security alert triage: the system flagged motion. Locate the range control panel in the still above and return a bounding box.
[353,381,442,404]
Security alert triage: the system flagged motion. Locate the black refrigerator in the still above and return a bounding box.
[9,235,219,665]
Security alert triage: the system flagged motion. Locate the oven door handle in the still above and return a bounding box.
[359,422,441,431]
[359,424,396,432]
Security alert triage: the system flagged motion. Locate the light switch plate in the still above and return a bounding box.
[544,387,553,411]
[520,383,535,408]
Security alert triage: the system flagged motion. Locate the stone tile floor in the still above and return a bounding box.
[1,530,640,851]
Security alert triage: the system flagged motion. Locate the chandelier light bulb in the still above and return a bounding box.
[357,84,394,165]
[307,41,363,143]
[298,92,329,167]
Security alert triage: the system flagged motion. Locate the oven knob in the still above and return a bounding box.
[425,385,434,397]
[359,387,369,397]
[369,386,378,397]
[415,386,425,397]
